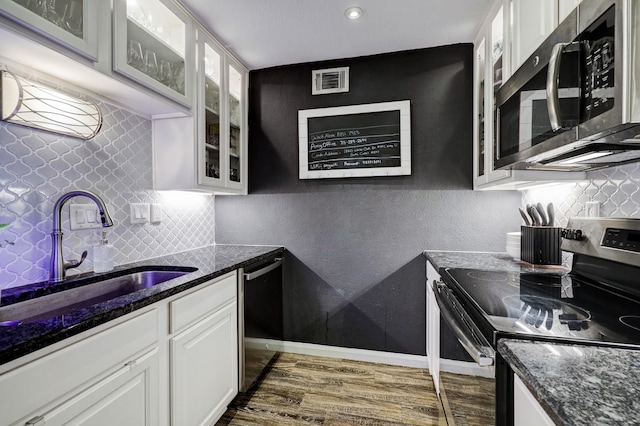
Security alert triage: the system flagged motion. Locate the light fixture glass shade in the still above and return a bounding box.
[0,71,102,140]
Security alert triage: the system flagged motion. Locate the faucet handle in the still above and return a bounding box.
[64,250,88,271]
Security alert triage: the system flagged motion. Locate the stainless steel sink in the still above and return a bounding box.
[0,267,197,325]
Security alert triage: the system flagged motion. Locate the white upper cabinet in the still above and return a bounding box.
[510,0,583,74]
[0,0,99,60]
[113,0,195,108]
[225,58,247,192]
[473,1,512,189]
[199,38,224,188]
[558,0,582,24]
[511,0,557,73]
[152,28,248,194]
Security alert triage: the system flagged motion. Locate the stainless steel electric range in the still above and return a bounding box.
[435,217,640,425]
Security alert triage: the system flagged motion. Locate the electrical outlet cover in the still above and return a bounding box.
[150,204,162,223]
[586,201,601,217]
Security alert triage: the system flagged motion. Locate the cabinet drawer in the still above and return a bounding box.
[170,271,237,333]
[0,309,158,425]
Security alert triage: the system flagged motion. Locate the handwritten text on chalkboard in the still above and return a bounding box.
[298,100,411,179]
[307,110,400,171]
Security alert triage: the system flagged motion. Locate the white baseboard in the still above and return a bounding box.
[439,358,495,379]
[245,338,494,378]
[245,338,428,369]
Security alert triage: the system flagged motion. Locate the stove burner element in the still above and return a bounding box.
[466,271,508,282]
[620,316,640,332]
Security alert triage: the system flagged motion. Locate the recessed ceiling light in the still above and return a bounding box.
[345,7,363,20]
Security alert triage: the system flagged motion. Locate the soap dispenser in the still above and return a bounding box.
[93,231,114,273]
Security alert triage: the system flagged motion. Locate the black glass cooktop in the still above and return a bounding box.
[443,268,640,346]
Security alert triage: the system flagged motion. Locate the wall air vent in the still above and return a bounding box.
[312,67,349,95]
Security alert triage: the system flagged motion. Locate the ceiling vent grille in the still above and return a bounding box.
[312,67,349,95]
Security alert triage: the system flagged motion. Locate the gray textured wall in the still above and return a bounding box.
[216,45,522,356]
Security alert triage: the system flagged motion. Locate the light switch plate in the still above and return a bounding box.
[130,203,150,224]
[70,204,102,230]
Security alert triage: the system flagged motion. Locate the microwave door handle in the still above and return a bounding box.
[546,43,567,131]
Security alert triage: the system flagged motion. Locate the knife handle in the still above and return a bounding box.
[530,207,543,227]
[519,208,531,226]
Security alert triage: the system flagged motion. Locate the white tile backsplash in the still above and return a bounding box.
[522,162,640,228]
[0,100,214,289]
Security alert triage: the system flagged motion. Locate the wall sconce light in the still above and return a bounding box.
[0,70,102,140]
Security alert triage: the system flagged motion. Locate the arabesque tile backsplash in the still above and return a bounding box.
[523,161,640,227]
[0,100,214,290]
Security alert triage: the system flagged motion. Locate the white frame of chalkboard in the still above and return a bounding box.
[298,100,411,179]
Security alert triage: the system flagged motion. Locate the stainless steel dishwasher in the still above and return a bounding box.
[238,255,283,392]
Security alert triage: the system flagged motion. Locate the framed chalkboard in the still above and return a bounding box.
[298,100,411,179]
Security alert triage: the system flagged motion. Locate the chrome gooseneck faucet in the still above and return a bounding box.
[50,190,114,282]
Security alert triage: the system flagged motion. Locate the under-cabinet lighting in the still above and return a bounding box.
[345,6,363,20]
[555,151,614,165]
[0,70,102,140]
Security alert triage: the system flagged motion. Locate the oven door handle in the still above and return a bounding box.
[432,281,495,367]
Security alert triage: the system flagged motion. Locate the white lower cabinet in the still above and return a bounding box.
[426,260,441,396]
[513,374,555,426]
[171,301,238,426]
[0,271,239,426]
[32,348,160,426]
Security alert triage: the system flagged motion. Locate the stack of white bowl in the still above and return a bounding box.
[506,232,521,260]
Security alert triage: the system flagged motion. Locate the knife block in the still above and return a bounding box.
[520,226,562,265]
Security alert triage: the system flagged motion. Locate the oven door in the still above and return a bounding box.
[433,280,496,368]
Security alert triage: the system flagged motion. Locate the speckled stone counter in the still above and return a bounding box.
[424,251,569,274]
[0,244,284,366]
[499,339,640,426]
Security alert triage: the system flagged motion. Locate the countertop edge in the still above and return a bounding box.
[0,245,284,367]
[497,340,570,426]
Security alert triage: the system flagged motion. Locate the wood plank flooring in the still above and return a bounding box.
[440,372,495,425]
[217,352,494,425]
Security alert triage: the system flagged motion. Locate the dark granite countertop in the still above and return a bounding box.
[0,244,284,366]
[424,250,569,274]
[499,339,640,426]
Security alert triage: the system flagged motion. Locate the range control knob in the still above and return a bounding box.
[562,228,584,240]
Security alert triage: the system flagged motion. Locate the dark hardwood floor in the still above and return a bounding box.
[217,352,494,425]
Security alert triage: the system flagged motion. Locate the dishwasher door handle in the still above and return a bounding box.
[244,259,282,281]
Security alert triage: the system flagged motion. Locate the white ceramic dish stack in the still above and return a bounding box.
[506,232,521,260]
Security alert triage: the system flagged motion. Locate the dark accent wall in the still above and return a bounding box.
[216,45,522,357]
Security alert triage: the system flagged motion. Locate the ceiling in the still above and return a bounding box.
[179,0,494,70]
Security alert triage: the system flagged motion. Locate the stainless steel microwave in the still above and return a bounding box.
[495,0,640,171]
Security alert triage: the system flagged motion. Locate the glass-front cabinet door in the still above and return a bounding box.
[0,0,98,60]
[226,59,245,190]
[473,38,487,186]
[113,0,194,107]
[198,34,224,187]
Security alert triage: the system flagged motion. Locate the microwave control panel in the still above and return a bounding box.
[582,5,615,119]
